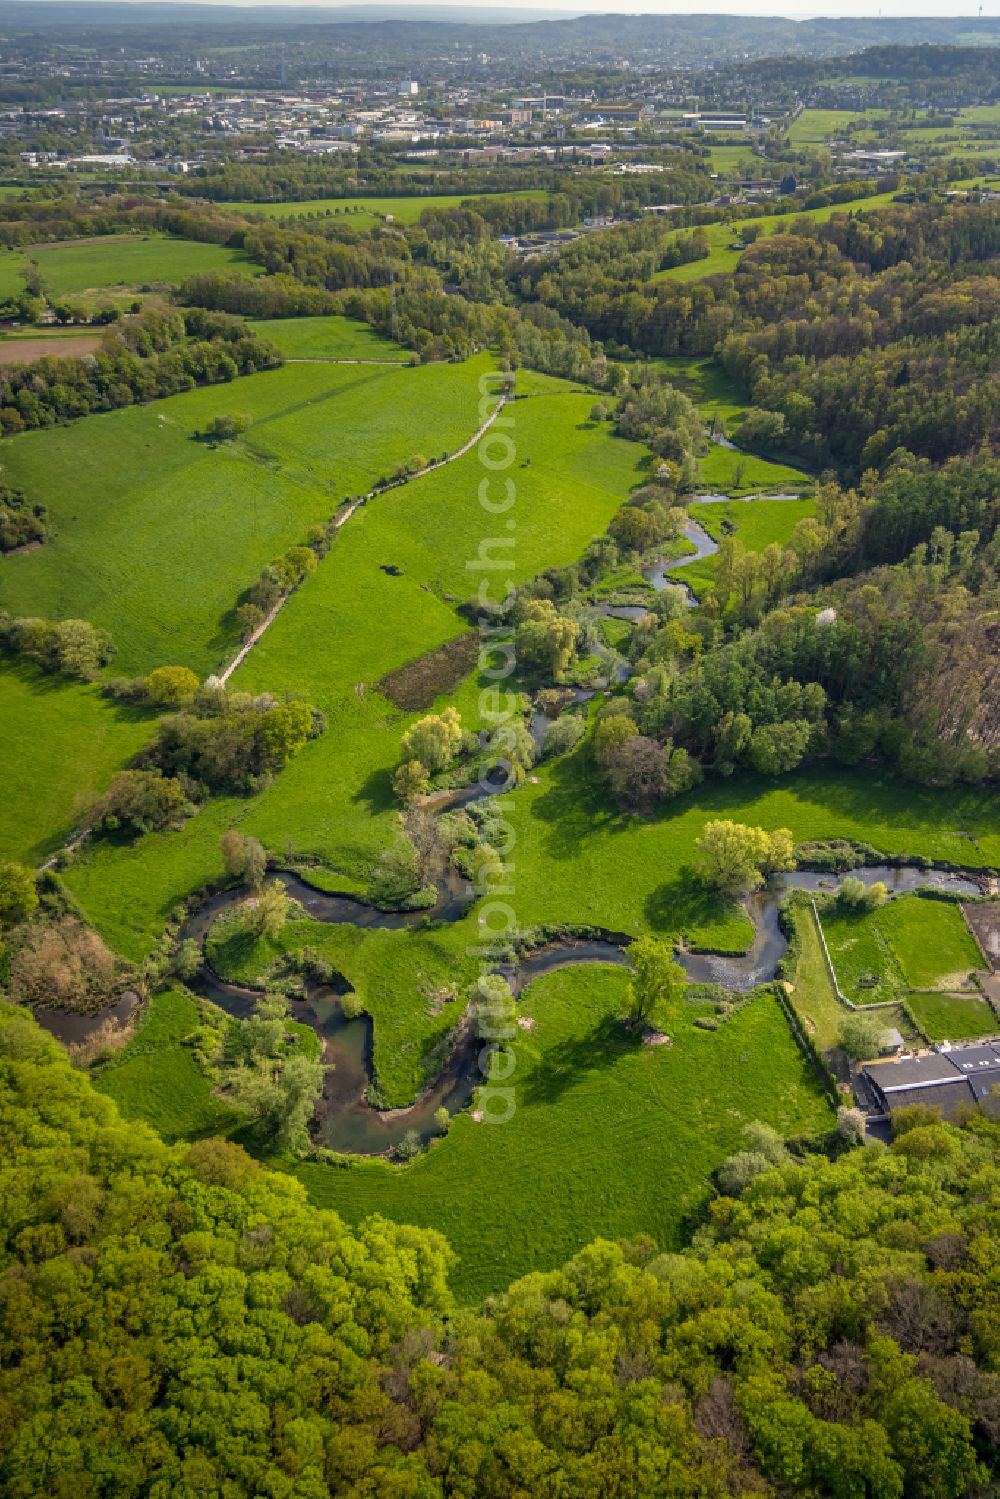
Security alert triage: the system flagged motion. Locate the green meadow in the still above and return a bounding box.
[228,190,548,224]
[294,967,834,1302]
[0,660,152,864]
[94,987,243,1141]
[675,493,816,594]
[61,371,654,956]
[251,313,410,361]
[786,108,887,146]
[0,250,27,301]
[820,894,987,1007]
[27,233,262,297]
[502,749,1000,943]
[906,989,999,1042]
[696,442,811,494]
[653,189,905,284]
[0,358,487,676]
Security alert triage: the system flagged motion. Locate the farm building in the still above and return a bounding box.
[861,1041,1000,1120]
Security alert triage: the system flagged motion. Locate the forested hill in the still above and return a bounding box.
[2,999,999,1497]
[3,5,1000,64]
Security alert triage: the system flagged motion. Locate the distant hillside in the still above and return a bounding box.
[4,5,1000,65]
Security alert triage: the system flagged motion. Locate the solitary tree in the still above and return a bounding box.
[254,880,291,940]
[694,819,795,898]
[401,708,463,773]
[623,936,686,1034]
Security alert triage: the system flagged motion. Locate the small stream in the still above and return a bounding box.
[177,861,983,1155]
[31,483,986,1156]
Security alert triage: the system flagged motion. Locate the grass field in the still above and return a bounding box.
[293,966,833,1301]
[0,660,153,864]
[675,493,816,594]
[227,190,548,224]
[821,895,986,1006]
[61,371,656,957]
[0,357,489,677]
[787,108,887,146]
[708,143,760,174]
[696,443,812,494]
[906,989,999,1042]
[502,750,1000,946]
[0,250,27,302]
[27,233,262,299]
[251,314,410,361]
[94,987,243,1141]
[653,189,905,284]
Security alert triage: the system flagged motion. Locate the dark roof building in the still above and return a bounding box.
[861,1040,1000,1120]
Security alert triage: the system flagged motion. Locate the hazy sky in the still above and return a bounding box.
[35,0,1000,12]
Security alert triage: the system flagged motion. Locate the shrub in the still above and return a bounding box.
[92,770,193,836]
[0,862,37,931]
[205,411,251,441]
[542,713,586,760]
[145,665,201,706]
[8,916,119,1011]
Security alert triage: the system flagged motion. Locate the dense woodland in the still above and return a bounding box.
[2,1006,999,1498]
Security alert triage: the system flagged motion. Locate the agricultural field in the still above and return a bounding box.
[907,989,999,1042]
[820,893,987,1007]
[786,108,887,145]
[250,313,410,361]
[60,370,656,957]
[0,356,489,677]
[227,190,548,224]
[0,249,27,301]
[0,660,153,865]
[295,967,833,1302]
[27,233,263,298]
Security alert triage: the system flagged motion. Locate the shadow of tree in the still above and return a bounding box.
[523,1014,639,1107]
[528,749,634,859]
[352,765,396,818]
[644,871,744,942]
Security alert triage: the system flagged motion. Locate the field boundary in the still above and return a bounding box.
[217,390,508,685]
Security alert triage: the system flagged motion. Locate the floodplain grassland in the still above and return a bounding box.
[675,492,817,594]
[696,443,812,495]
[295,966,834,1302]
[0,357,487,677]
[504,748,1000,948]
[94,987,243,1141]
[207,907,482,1107]
[61,370,654,958]
[227,190,549,224]
[0,660,153,864]
[251,314,410,361]
[26,233,263,297]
